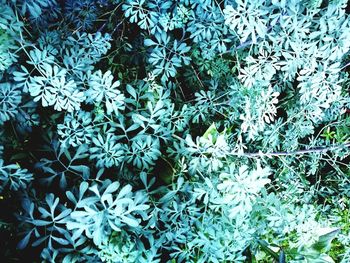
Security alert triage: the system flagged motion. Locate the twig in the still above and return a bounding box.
[241,142,350,158]
[191,65,205,89]
[341,61,350,71]
[172,134,350,158]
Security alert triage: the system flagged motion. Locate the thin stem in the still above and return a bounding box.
[341,61,350,71]
[172,134,350,158]
[234,142,350,158]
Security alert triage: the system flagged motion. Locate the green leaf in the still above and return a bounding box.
[311,228,340,252]
[202,122,219,143]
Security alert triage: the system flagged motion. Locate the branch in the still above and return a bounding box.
[341,61,350,71]
[172,134,350,158]
[239,142,350,158]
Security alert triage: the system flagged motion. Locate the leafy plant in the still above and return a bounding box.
[0,0,349,262]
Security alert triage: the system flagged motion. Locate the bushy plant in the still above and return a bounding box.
[0,0,350,262]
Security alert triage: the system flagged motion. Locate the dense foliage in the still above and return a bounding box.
[1,0,350,262]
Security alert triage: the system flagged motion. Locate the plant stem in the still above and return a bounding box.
[172,134,350,158]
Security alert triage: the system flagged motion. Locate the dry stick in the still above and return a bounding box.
[172,134,350,158]
[341,61,350,70]
[191,65,205,89]
[240,142,350,158]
